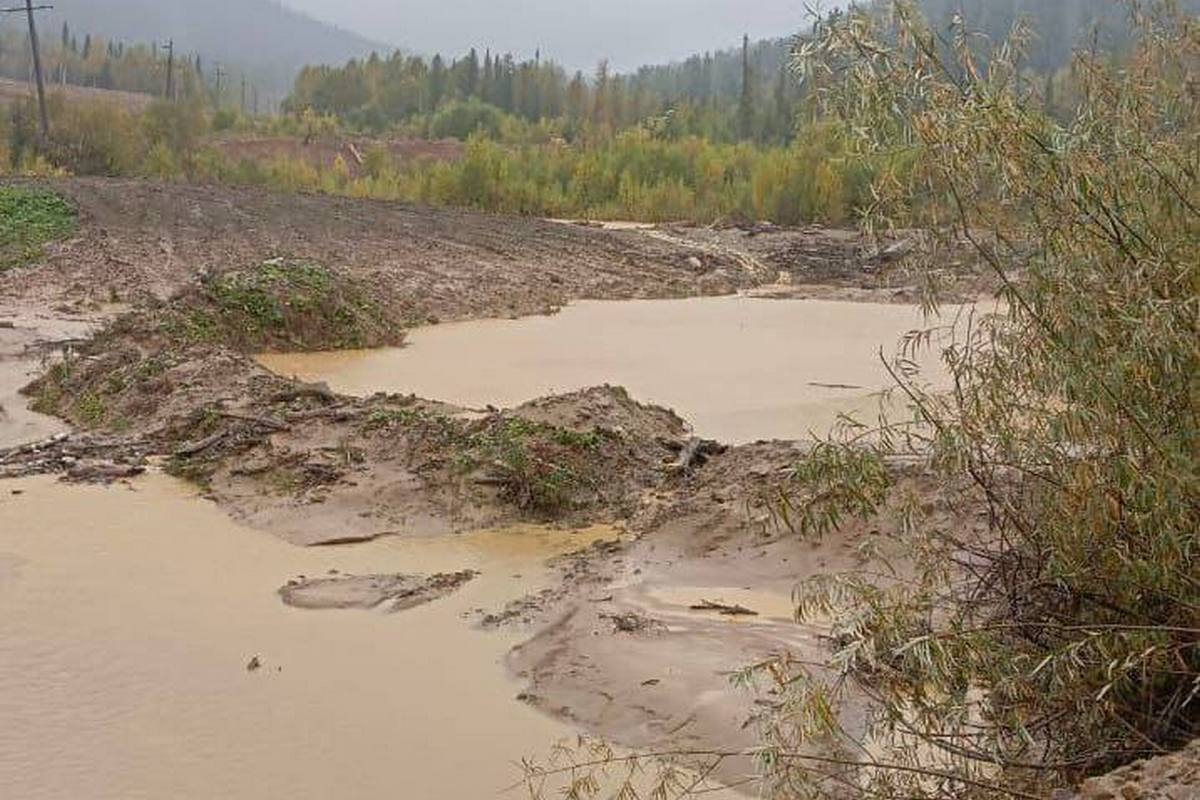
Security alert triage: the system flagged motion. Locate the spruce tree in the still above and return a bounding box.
[428,54,446,110]
[738,34,753,140]
[466,47,480,98]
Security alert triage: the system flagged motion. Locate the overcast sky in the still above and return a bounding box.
[278,0,813,71]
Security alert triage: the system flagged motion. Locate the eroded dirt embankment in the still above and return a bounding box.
[1,177,955,537]
[0,176,990,795]
[0,177,988,315]
[0,176,749,316]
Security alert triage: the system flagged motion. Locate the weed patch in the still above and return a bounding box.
[464,417,605,514]
[0,186,76,270]
[163,258,399,351]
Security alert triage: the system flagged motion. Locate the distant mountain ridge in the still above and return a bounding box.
[632,0,1200,98]
[915,0,1200,72]
[2,0,391,98]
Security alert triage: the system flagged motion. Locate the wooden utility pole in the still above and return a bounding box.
[240,74,246,114]
[163,38,175,100]
[213,63,225,108]
[1,2,53,139]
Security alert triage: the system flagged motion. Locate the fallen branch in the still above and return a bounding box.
[472,475,509,487]
[173,430,228,458]
[219,411,290,432]
[0,432,69,463]
[807,381,864,390]
[690,600,759,617]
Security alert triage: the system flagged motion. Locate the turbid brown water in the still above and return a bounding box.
[259,296,962,444]
[0,472,619,800]
[0,310,100,449]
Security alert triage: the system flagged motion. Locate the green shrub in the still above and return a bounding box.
[429,99,505,140]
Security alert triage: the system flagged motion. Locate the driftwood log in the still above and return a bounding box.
[0,432,70,463]
[663,436,727,474]
[173,430,228,457]
[271,380,338,404]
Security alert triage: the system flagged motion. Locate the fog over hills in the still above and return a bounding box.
[0,0,386,94]
[278,0,810,72]
[4,0,1189,102]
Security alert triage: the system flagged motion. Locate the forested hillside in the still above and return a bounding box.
[282,0,1195,143]
[916,0,1197,70]
[0,0,385,97]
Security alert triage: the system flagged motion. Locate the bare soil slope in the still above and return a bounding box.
[0,177,752,315]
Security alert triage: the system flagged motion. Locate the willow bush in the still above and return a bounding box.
[748,1,1199,797]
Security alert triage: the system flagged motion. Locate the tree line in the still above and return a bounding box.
[286,36,805,145]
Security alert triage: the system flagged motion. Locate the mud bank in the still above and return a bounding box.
[502,442,960,791]
[0,177,982,315]
[278,569,479,611]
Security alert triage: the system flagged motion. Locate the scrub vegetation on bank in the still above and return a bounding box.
[2,98,880,225]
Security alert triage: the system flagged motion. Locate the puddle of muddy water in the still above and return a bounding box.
[0,313,101,449]
[259,296,965,444]
[0,356,65,450]
[0,472,618,800]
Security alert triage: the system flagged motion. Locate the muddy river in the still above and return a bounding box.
[0,473,618,800]
[259,296,957,444]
